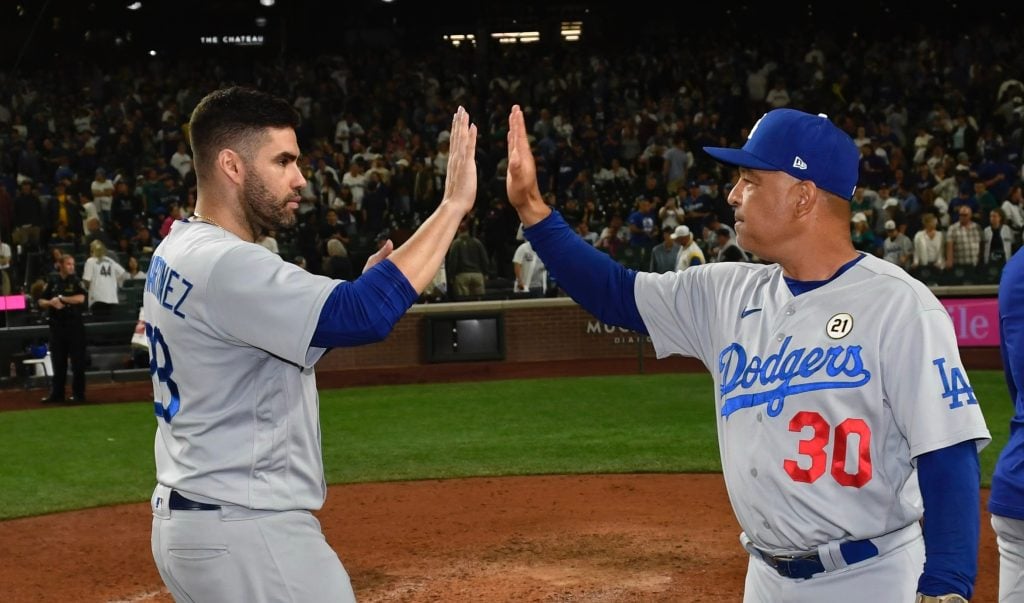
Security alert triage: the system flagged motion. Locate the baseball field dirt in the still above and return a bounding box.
[0,474,1000,602]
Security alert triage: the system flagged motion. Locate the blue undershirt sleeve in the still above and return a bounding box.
[523,211,646,334]
[915,440,981,598]
[311,259,419,348]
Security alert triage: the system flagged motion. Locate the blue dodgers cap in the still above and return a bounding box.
[703,108,860,200]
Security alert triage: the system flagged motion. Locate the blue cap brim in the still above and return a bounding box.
[703,146,778,171]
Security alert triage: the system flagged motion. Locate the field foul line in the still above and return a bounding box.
[106,588,168,603]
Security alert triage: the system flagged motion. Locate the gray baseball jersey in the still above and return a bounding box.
[144,220,336,511]
[634,254,990,552]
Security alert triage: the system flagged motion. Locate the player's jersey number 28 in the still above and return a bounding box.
[784,411,872,488]
[146,322,180,423]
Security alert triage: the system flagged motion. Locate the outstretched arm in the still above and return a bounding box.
[506,105,645,333]
[312,107,477,348]
[386,106,477,292]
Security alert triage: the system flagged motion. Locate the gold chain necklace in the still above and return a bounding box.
[191,211,224,229]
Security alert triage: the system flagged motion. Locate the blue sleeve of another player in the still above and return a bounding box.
[523,211,646,334]
[916,440,980,599]
[311,259,419,348]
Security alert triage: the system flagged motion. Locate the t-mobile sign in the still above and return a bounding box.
[0,294,26,311]
[941,298,999,347]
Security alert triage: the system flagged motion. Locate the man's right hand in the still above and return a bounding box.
[506,105,552,227]
[441,106,478,217]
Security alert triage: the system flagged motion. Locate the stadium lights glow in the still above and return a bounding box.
[126,2,142,10]
[149,50,157,56]
[561,21,582,42]
[259,0,275,6]
[442,33,476,48]
[490,31,540,44]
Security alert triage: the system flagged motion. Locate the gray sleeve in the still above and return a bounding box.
[207,243,337,367]
[882,306,991,458]
[634,266,718,366]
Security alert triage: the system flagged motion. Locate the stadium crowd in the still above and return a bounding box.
[1,19,1023,317]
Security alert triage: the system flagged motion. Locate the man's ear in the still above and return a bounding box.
[793,181,818,219]
[217,149,245,186]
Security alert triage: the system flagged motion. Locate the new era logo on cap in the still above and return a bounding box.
[702,108,859,200]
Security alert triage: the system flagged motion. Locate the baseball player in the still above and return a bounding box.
[145,87,477,602]
[505,105,989,602]
[990,246,1024,602]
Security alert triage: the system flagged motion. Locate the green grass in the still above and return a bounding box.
[0,371,1014,520]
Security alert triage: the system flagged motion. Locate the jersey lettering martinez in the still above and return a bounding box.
[145,255,194,319]
[144,221,337,511]
[634,255,989,551]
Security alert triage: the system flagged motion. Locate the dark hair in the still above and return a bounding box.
[188,86,300,179]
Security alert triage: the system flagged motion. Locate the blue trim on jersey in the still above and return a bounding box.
[311,259,418,348]
[783,254,865,296]
[991,248,1024,518]
[523,211,646,334]
[916,440,980,598]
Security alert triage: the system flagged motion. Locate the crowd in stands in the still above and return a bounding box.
[1,20,1023,322]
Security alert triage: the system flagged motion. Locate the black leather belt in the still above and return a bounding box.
[169,490,221,511]
[754,539,879,579]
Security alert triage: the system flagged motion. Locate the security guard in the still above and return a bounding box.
[39,253,87,403]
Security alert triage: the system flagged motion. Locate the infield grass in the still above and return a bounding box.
[0,371,1013,520]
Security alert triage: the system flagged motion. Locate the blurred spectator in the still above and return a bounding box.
[159,203,183,239]
[83,216,116,253]
[110,180,143,236]
[680,180,712,232]
[125,256,147,281]
[658,195,683,231]
[512,239,547,296]
[170,142,193,179]
[90,168,114,225]
[714,228,749,263]
[912,214,945,271]
[650,226,679,273]
[672,225,705,271]
[627,197,658,249]
[594,214,628,256]
[446,219,489,297]
[46,184,83,244]
[851,212,877,254]
[322,238,354,281]
[946,206,982,268]
[982,209,1013,269]
[663,134,690,195]
[881,220,913,269]
[949,182,980,222]
[82,240,126,318]
[575,220,599,246]
[1003,185,1024,244]
[976,180,1001,226]
[12,181,42,250]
